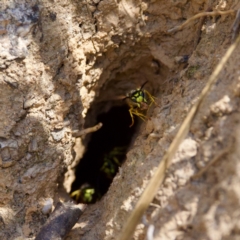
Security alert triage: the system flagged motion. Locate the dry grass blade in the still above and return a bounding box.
[232,9,240,42]
[117,34,240,240]
[168,10,236,33]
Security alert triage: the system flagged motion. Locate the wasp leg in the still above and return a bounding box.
[129,107,135,127]
[70,189,81,202]
[144,90,157,106]
[129,108,149,127]
[132,109,148,121]
[144,90,159,113]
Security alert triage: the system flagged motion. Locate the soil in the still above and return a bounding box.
[0,0,240,239]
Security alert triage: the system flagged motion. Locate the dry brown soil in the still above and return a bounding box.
[0,0,240,239]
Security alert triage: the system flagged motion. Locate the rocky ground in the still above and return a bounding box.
[0,0,240,239]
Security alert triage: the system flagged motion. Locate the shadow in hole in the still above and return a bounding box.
[71,105,139,202]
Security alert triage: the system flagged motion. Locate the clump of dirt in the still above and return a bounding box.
[0,0,240,239]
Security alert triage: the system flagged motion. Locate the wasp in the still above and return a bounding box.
[100,147,125,179]
[71,185,96,203]
[123,81,157,127]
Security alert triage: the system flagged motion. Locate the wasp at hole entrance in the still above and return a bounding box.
[123,81,157,127]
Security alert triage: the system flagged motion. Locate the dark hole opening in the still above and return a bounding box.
[71,105,139,203]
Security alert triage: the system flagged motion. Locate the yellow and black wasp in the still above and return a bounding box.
[100,147,125,179]
[123,81,157,127]
[70,185,96,203]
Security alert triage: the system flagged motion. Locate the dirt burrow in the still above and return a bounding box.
[0,0,240,239]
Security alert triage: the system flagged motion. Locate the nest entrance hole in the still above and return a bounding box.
[70,48,171,203]
[70,104,139,203]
